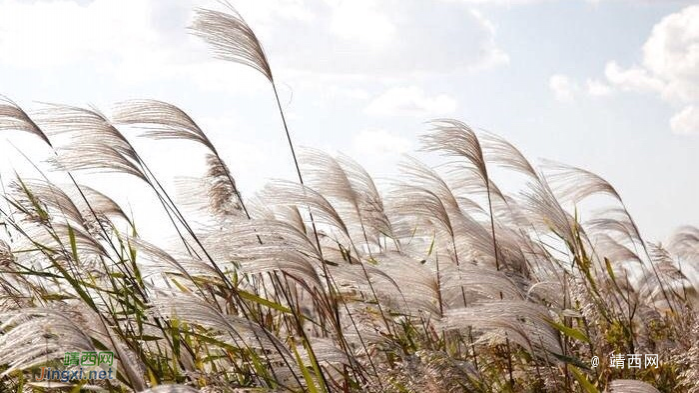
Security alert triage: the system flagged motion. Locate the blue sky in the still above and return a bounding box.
[0,0,697,241]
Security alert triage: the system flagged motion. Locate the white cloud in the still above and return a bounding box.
[586,79,613,96]
[328,0,395,46]
[642,4,699,102]
[469,10,511,70]
[0,0,159,69]
[0,0,275,93]
[0,0,509,88]
[670,105,699,135]
[457,0,696,5]
[251,0,509,75]
[598,5,699,134]
[352,129,411,155]
[604,61,665,93]
[458,0,550,4]
[365,86,458,117]
[549,74,579,102]
[323,86,371,101]
[234,0,316,27]
[547,75,612,99]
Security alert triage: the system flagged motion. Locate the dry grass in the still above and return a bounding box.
[0,4,696,393]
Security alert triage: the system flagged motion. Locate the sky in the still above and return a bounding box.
[0,0,697,242]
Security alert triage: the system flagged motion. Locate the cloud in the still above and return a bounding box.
[0,0,161,69]
[321,86,371,101]
[670,105,699,135]
[0,0,276,94]
[548,75,612,100]
[604,61,664,93]
[247,0,509,76]
[642,4,699,102]
[328,0,396,46]
[549,74,579,102]
[0,0,509,90]
[586,79,613,96]
[457,0,551,4]
[456,0,696,5]
[352,129,411,155]
[365,86,457,117]
[597,5,699,133]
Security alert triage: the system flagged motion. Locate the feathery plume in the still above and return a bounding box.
[190,3,273,82]
[607,379,660,393]
[0,96,51,146]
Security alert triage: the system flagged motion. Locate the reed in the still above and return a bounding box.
[0,4,695,393]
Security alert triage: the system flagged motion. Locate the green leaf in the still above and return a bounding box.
[41,293,74,301]
[549,352,590,370]
[570,366,599,393]
[66,224,79,262]
[547,319,590,344]
[604,257,616,281]
[302,338,328,393]
[291,341,320,393]
[238,290,293,314]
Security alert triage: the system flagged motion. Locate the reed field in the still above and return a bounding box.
[0,4,697,393]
